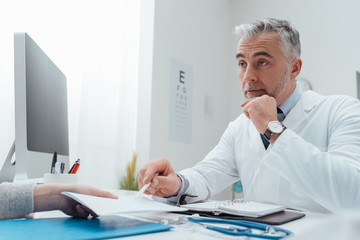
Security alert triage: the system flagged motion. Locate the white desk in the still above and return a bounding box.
[34,210,328,240]
[33,189,333,240]
[125,211,328,240]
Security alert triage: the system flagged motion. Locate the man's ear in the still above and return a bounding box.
[290,58,302,80]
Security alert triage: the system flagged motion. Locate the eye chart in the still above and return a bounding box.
[169,58,193,143]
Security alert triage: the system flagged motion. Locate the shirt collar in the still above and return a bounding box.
[278,80,303,117]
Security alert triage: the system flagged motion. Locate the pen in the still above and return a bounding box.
[68,159,79,174]
[55,162,61,174]
[60,163,65,174]
[136,173,159,197]
[51,151,57,174]
[69,159,80,174]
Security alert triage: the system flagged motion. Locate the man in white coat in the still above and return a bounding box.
[137,18,360,213]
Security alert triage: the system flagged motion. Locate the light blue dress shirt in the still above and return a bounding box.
[278,80,303,118]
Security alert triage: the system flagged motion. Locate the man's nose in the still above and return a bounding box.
[243,65,257,83]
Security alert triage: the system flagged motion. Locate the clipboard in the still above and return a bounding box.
[176,209,305,225]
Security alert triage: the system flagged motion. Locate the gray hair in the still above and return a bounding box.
[234,18,301,62]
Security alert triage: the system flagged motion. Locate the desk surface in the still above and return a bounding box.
[33,190,331,240]
[34,210,327,240]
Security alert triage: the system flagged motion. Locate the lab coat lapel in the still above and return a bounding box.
[283,91,324,131]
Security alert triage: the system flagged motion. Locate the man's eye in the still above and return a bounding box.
[238,61,246,68]
[258,60,268,66]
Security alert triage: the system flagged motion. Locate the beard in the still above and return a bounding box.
[242,67,291,100]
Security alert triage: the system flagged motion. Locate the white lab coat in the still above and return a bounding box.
[180,91,360,213]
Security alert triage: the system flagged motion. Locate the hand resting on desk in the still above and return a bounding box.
[34,184,118,218]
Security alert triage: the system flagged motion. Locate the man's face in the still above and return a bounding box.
[236,32,297,105]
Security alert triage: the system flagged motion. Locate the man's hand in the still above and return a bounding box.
[137,157,182,198]
[34,184,118,218]
[240,95,278,134]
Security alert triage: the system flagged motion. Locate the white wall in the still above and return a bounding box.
[136,0,155,175]
[150,0,233,170]
[230,0,360,118]
[136,0,235,199]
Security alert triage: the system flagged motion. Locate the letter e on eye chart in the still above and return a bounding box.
[169,58,193,143]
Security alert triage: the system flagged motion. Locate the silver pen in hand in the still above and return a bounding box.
[136,173,159,197]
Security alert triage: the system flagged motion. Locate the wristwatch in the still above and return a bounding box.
[264,121,285,141]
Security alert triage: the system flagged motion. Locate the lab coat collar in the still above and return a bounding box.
[283,90,324,131]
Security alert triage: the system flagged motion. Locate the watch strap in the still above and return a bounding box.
[264,128,272,141]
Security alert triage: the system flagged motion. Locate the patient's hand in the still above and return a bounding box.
[34,184,118,218]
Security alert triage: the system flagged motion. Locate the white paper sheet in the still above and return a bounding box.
[62,192,187,216]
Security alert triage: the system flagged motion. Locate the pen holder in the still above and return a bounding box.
[44,173,78,184]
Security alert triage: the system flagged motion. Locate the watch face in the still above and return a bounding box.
[269,121,284,134]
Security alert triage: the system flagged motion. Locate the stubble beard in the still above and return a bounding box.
[270,67,291,100]
[242,67,291,100]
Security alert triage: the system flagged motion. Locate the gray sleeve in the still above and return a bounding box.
[152,173,191,205]
[0,182,36,220]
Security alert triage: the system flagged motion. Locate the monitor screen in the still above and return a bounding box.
[24,34,69,155]
[13,32,69,179]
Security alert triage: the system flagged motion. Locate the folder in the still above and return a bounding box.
[178,209,305,225]
[179,199,305,225]
[0,215,172,240]
[181,199,285,218]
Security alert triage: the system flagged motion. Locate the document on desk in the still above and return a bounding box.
[182,199,285,218]
[62,192,187,216]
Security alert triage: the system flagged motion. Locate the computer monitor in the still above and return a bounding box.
[0,32,69,182]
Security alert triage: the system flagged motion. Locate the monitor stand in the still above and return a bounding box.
[0,140,16,182]
[0,140,42,183]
